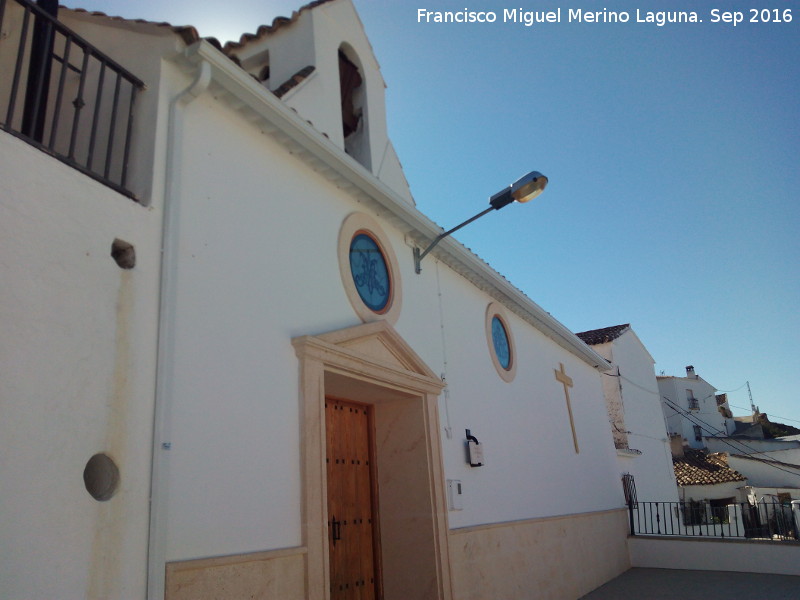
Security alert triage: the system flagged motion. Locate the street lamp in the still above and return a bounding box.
[413,170,548,274]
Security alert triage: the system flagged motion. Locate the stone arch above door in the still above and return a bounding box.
[292,321,452,600]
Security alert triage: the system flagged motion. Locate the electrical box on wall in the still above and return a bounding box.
[447,479,463,511]
[466,429,484,467]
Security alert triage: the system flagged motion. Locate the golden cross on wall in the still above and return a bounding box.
[554,363,579,454]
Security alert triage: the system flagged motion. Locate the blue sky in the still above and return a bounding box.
[65,1,799,426]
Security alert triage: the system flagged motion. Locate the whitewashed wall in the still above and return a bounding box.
[707,437,800,456]
[659,374,731,448]
[594,330,680,502]
[2,4,628,597]
[678,481,746,502]
[0,134,162,599]
[157,82,624,560]
[729,456,800,488]
[421,265,623,527]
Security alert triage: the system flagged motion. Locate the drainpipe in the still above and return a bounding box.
[146,55,212,600]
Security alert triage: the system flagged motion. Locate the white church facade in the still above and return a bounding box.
[0,1,632,598]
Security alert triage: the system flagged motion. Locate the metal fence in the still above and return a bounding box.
[0,0,144,199]
[629,500,800,541]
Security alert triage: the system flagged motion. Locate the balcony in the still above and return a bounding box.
[0,0,144,199]
[688,397,699,410]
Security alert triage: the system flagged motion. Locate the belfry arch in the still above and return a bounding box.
[338,43,371,170]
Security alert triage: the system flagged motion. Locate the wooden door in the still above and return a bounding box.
[326,398,381,600]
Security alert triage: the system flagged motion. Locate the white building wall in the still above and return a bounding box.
[729,456,800,488]
[706,437,800,457]
[2,3,627,596]
[157,85,624,561]
[0,134,162,599]
[659,373,732,449]
[594,331,679,502]
[426,265,622,527]
[678,482,746,502]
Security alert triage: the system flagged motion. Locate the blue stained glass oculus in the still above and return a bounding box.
[491,316,511,370]
[349,233,391,312]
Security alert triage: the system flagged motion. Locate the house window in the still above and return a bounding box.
[687,389,699,410]
[693,425,703,442]
[709,497,735,524]
[484,303,516,383]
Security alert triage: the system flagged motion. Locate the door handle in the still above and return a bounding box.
[331,516,341,545]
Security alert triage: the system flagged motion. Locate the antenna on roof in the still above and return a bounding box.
[747,381,757,420]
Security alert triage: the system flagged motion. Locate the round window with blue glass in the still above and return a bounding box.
[491,316,512,370]
[485,303,516,382]
[349,231,392,313]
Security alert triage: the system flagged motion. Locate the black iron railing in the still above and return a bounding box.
[629,500,800,542]
[0,0,144,199]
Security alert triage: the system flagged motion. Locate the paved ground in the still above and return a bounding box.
[579,567,800,599]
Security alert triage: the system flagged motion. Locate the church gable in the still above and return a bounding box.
[317,321,437,379]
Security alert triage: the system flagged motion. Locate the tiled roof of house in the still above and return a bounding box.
[65,1,333,100]
[223,0,335,53]
[66,7,203,45]
[673,450,747,486]
[575,324,630,346]
[274,66,316,98]
[66,0,336,52]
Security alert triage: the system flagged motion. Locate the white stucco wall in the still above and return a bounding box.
[0,133,162,599]
[629,536,800,576]
[424,266,622,528]
[678,482,747,502]
[659,374,732,449]
[729,455,800,488]
[2,3,627,597]
[156,83,624,562]
[707,437,800,457]
[593,330,679,502]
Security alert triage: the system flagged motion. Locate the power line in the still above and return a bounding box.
[663,397,800,478]
[727,403,800,425]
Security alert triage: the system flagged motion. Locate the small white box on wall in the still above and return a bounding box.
[447,479,463,511]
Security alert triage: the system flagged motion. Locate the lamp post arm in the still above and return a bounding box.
[414,205,495,273]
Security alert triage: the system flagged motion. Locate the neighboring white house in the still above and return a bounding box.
[731,454,800,492]
[671,447,748,504]
[658,366,736,449]
[0,1,630,599]
[576,324,679,503]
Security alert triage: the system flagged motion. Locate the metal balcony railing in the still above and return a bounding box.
[0,0,144,199]
[628,500,800,542]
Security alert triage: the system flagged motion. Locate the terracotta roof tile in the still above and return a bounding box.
[575,324,630,345]
[274,66,316,98]
[673,450,747,487]
[223,0,337,53]
[65,7,202,45]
